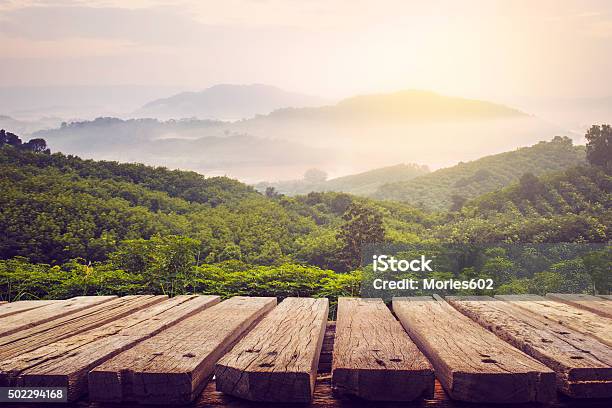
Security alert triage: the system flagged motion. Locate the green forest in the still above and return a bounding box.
[0,126,610,310]
[373,136,588,210]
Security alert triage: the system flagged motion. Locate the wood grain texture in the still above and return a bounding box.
[88,296,276,404]
[0,295,220,401]
[392,295,556,404]
[0,300,63,318]
[0,295,165,361]
[197,377,612,408]
[496,294,612,347]
[446,295,612,398]
[215,297,328,403]
[546,293,612,319]
[0,296,116,337]
[332,297,434,401]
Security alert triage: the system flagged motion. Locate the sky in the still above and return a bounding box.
[1,0,612,103]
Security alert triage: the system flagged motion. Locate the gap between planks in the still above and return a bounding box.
[446,295,612,399]
[496,294,612,347]
[0,296,116,337]
[392,295,556,404]
[0,295,220,401]
[215,297,328,403]
[546,293,612,319]
[332,297,434,401]
[88,296,276,405]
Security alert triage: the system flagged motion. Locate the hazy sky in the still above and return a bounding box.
[2,0,612,101]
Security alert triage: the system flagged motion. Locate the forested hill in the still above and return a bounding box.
[438,164,611,244]
[372,137,586,210]
[467,165,610,220]
[1,129,610,301]
[256,163,430,196]
[2,147,257,207]
[3,143,403,268]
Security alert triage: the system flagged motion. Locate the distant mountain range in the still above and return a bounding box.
[136,84,327,120]
[372,136,586,210]
[30,88,568,182]
[260,90,527,122]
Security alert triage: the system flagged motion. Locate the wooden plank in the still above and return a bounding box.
[0,295,166,361]
[88,296,276,404]
[447,295,612,398]
[598,295,612,300]
[215,297,328,403]
[496,294,612,347]
[0,295,220,401]
[198,377,612,408]
[546,293,612,318]
[332,297,434,401]
[392,295,556,404]
[0,300,65,319]
[0,296,116,337]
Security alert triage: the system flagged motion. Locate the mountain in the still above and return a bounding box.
[136,84,326,120]
[372,137,587,210]
[33,117,330,182]
[467,165,610,220]
[230,90,562,172]
[33,90,564,182]
[262,90,527,122]
[256,163,430,196]
[1,142,609,301]
[436,164,611,244]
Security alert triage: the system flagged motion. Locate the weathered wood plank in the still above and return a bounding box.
[0,300,63,319]
[332,297,434,401]
[547,293,612,318]
[0,296,116,337]
[0,295,166,361]
[392,295,556,403]
[215,297,328,403]
[88,296,276,404]
[447,295,612,398]
[0,295,220,401]
[496,294,612,347]
[598,295,612,300]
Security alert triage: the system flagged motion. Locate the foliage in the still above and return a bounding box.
[337,203,385,271]
[0,129,610,303]
[585,124,611,172]
[373,137,586,210]
[256,163,429,196]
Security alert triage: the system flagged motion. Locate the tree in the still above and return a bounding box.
[0,129,22,147]
[22,138,50,154]
[450,194,467,211]
[219,244,242,262]
[264,186,280,199]
[585,124,611,171]
[337,203,385,271]
[582,248,611,294]
[109,235,200,296]
[519,172,544,200]
[303,168,327,183]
